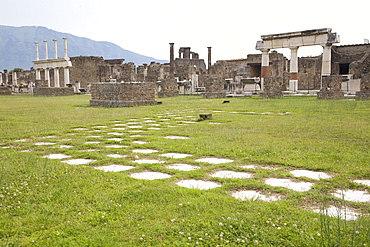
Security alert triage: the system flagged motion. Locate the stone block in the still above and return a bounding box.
[0,87,12,95]
[33,87,74,96]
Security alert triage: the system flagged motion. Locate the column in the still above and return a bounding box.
[45,68,50,87]
[53,39,58,59]
[63,37,68,58]
[54,68,60,87]
[289,47,299,92]
[321,45,332,89]
[64,67,70,86]
[260,49,270,91]
[43,41,48,59]
[12,72,17,85]
[207,47,212,74]
[169,43,174,79]
[35,69,41,81]
[0,72,2,85]
[34,42,39,60]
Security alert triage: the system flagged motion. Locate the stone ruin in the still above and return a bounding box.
[355,73,370,100]
[259,77,286,99]
[89,82,157,107]
[317,75,345,100]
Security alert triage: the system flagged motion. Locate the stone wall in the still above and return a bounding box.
[0,87,12,95]
[202,76,226,98]
[317,75,345,99]
[90,82,157,107]
[298,56,322,90]
[355,73,370,100]
[33,87,74,96]
[157,78,179,98]
[260,77,284,99]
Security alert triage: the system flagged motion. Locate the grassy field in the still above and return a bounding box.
[0,94,369,246]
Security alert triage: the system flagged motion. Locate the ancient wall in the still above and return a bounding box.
[0,87,12,95]
[33,87,74,96]
[90,82,157,107]
[317,75,345,99]
[146,62,164,82]
[70,56,107,88]
[298,56,322,90]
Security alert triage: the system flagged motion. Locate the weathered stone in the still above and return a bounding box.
[33,87,74,96]
[317,75,345,99]
[90,82,157,107]
[260,77,285,99]
[0,87,12,95]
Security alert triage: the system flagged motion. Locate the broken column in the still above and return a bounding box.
[207,47,212,74]
[157,43,179,98]
[202,76,226,98]
[261,49,270,91]
[260,77,285,99]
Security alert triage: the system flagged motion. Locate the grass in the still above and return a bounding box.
[0,94,369,246]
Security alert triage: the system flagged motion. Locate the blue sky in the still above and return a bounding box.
[1,0,368,61]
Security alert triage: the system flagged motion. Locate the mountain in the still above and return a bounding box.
[0,25,168,70]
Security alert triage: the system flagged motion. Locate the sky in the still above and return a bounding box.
[1,0,369,62]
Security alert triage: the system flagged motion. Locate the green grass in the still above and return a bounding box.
[0,94,370,246]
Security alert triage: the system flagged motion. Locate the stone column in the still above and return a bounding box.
[54,68,60,87]
[169,43,174,79]
[63,37,68,58]
[34,42,39,60]
[35,69,41,81]
[207,47,212,74]
[43,41,48,60]
[0,72,2,85]
[45,68,50,87]
[64,67,70,86]
[4,70,8,85]
[12,72,17,85]
[261,49,270,91]
[321,45,332,89]
[289,47,299,92]
[53,39,58,59]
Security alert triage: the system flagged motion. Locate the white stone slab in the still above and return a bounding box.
[43,154,71,159]
[61,159,96,165]
[175,180,221,190]
[133,159,165,164]
[73,128,88,131]
[132,141,147,144]
[59,145,73,149]
[107,132,124,136]
[84,141,101,144]
[112,128,125,130]
[35,142,56,146]
[107,138,123,141]
[106,154,127,158]
[95,165,134,172]
[147,127,161,130]
[86,135,102,138]
[232,191,281,202]
[290,170,332,180]
[130,172,171,180]
[353,180,370,186]
[166,163,200,171]
[211,171,253,179]
[195,157,233,164]
[312,206,360,221]
[265,178,313,192]
[160,153,193,159]
[164,136,189,140]
[332,189,370,203]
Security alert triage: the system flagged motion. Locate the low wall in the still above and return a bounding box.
[0,87,12,95]
[33,87,74,96]
[90,82,157,107]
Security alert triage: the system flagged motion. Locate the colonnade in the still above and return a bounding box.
[257,28,340,91]
[33,38,72,87]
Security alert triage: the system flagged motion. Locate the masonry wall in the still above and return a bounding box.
[33,87,74,96]
[90,82,157,107]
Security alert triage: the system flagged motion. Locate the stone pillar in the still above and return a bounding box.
[169,43,174,79]
[74,81,81,93]
[321,45,332,89]
[207,47,212,74]
[0,72,2,85]
[261,49,270,91]
[34,42,39,60]
[183,47,191,59]
[12,72,17,85]
[289,47,299,92]
[35,69,41,81]
[63,37,68,58]
[54,68,60,87]
[53,39,58,59]
[43,41,48,60]
[4,70,9,85]
[45,68,50,87]
[64,67,70,86]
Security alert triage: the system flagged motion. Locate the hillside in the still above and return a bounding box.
[0,25,167,70]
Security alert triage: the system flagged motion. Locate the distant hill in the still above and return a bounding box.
[0,25,168,70]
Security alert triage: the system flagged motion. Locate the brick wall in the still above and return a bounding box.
[90,82,157,107]
[33,87,74,96]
